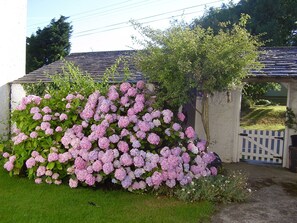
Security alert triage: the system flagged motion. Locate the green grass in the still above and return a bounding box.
[240,105,286,130]
[0,165,213,223]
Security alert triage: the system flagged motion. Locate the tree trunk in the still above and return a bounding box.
[201,93,210,147]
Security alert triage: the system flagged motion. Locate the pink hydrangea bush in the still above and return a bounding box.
[3,81,218,191]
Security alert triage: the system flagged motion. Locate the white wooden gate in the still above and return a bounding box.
[239,128,284,164]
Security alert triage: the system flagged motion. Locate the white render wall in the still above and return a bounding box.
[195,89,242,162]
[11,84,26,110]
[283,80,297,168]
[0,0,27,137]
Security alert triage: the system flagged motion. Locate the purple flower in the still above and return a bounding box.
[45,128,54,135]
[103,162,114,175]
[160,147,171,158]
[210,166,217,175]
[172,123,181,131]
[44,94,51,99]
[142,113,153,122]
[147,133,160,145]
[182,152,191,163]
[48,153,59,162]
[121,176,132,188]
[133,156,144,167]
[135,94,145,103]
[197,140,206,151]
[138,121,151,132]
[85,174,96,186]
[55,126,63,132]
[132,140,141,148]
[109,134,120,144]
[35,178,42,184]
[101,150,114,164]
[127,87,137,97]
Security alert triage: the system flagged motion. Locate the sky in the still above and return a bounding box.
[27,0,240,53]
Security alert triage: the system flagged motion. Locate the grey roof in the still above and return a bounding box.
[13,50,142,84]
[249,47,297,80]
[12,47,297,84]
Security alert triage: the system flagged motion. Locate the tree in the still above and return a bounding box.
[133,15,262,143]
[26,16,73,73]
[193,0,297,46]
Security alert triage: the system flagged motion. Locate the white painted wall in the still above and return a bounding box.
[0,0,27,138]
[283,80,297,168]
[195,89,242,162]
[11,84,26,110]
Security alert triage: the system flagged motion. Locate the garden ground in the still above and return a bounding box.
[212,162,297,223]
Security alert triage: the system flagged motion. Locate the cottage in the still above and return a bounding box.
[10,47,297,167]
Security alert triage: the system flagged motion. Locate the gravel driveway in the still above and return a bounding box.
[211,162,297,223]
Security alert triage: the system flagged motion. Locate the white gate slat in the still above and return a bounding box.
[239,128,284,164]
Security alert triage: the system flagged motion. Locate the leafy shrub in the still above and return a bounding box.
[2,81,218,190]
[241,97,253,112]
[174,170,251,203]
[255,99,271,106]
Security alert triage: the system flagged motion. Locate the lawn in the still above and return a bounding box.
[240,105,286,130]
[0,165,213,223]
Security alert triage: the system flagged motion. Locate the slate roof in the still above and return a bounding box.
[12,47,297,84]
[13,50,142,84]
[248,47,297,81]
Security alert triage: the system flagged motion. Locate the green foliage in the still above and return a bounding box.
[242,82,281,102]
[285,107,297,132]
[133,16,262,108]
[22,82,51,96]
[193,0,297,46]
[175,171,251,203]
[26,15,73,73]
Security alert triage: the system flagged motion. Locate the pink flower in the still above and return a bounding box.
[147,133,160,145]
[42,106,51,114]
[30,131,38,138]
[52,173,59,180]
[75,157,87,170]
[108,88,119,101]
[135,94,145,103]
[120,82,131,93]
[92,160,102,172]
[66,94,75,101]
[101,150,114,164]
[80,137,92,150]
[118,116,130,128]
[115,168,127,181]
[177,112,185,122]
[185,127,196,139]
[85,174,96,186]
[44,94,51,99]
[182,152,191,163]
[4,161,14,171]
[98,137,110,150]
[30,107,40,114]
[69,178,78,188]
[25,157,36,169]
[40,122,50,131]
[118,141,129,153]
[45,128,54,135]
[2,152,10,158]
[120,96,129,106]
[66,103,71,109]
[151,171,163,187]
[133,156,144,167]
[55,126,63,132]
[43,115,52,121]
[127,87,137,97]
[210,166,217,175]
[197,140,206,151]
[48,153,59,162]
[138,121,151,132]
[60,113,68,121]
[35,155,45,163]
[120,153,133,166]
[109,134,120,144]
[136,80,145,89]
[142,113,152,122]
[33,113,42,120]
[36,166,46,176]
[35,178,42,184]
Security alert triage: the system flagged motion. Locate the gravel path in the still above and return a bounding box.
[211,162,297,223]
